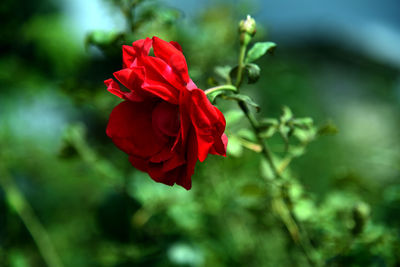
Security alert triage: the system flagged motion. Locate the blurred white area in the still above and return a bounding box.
[61,0,125,44]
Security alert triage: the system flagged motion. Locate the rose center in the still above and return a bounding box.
[152,101,180,137]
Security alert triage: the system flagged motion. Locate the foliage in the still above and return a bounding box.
[1,0,400,266]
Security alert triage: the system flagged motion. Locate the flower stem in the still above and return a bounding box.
[225,37,320,267]
[204,85,237,95]
[235,45,247,90]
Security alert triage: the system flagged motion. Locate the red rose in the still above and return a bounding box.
[105,36,227,190]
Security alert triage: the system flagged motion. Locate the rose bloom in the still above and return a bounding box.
[105,37,227,190]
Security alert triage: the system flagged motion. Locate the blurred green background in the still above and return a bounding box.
[1,0,400,266]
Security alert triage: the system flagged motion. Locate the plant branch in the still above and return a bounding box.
[235,45,247,89]
[204,85,237,95]
[220,36,320,266]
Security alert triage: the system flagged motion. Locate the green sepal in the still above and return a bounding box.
[245,63,261,84]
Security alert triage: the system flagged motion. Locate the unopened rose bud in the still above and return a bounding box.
[239,15,256,46]
[239,15,256,36]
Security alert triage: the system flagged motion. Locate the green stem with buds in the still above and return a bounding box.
[206,16,320,266]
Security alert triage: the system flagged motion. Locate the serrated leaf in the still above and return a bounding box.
[245,63,261,84]
[223,94,260,112]
[246,42,277,63]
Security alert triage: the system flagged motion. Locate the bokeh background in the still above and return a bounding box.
[1,0,400,266]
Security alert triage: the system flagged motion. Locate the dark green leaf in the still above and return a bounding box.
[318,121,338,136]
[207,90,228,103]
[259,126,277,139]
[246,42,277,63]
[223,94,260,112]
[259,118,279,138]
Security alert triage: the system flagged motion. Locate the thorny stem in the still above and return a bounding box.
[217,39,320,266]
[0,166,64,267]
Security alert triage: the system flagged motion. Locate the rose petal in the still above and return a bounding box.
[105,78,124,98]
[210,133,228,156]
[132,38,152,57]
[152,36,189,84]
[188,88,226,162]
[176,127,197,190]
[122,45,136,68]
[140,56,181,103]
[129,156,181,186]
[152,101,180,137]
[169,41,183,52]
[106,101,166,158]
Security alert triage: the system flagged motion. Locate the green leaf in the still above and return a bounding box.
[245,63,261,84]
[259,118,279,129]
[227,135,243,157]
[207,90,228,103]
[246,42,276,63]
[260,158,274,180]
[214,65,232,82]
[289,145,306,157]
[280,106,293,123]
[237,128,257,142]
[292,117,314,129]
[223,94,260,112]
[317,121,338,136]
[293,128,316,143]
[229,66,238,82]
[294,199,316,221]
[259,118,279,138]
[259,126,277,139]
